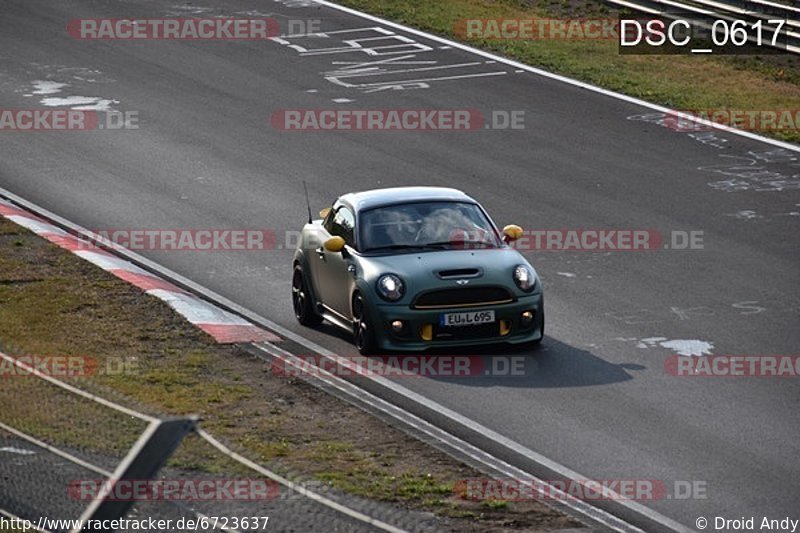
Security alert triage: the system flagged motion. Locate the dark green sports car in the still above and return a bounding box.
[292,186,544,354]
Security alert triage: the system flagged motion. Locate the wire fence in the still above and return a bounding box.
[0,350,412,533]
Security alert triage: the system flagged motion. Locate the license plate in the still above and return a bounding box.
[440,310,495,327]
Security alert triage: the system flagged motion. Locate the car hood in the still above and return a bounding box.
[356,247,539,299]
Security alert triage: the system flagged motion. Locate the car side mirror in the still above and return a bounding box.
[319,207,331,218]
[502,224,523,242]
[324,236,346,252]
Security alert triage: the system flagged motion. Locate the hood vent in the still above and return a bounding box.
[436,268,482,279]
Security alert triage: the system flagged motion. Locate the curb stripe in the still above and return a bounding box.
[110,269,190,293]
[0,198,280,344]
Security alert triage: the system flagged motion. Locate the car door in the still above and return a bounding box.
[312,205,356,319]
[306,212,331,305]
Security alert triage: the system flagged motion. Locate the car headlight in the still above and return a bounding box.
[376,274,405,301]
[513,265,536,292]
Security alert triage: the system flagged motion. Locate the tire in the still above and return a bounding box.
[292,264,323,327]
[352,292,379,355]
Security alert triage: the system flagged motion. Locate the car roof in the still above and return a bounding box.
[339,186,476,213]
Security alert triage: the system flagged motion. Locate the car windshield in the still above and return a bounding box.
[359,201,501,252]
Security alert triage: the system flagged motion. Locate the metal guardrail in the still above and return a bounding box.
[603,0,800,53]
[717,0,800,18]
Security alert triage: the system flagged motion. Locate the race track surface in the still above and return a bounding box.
[1,0,798,530]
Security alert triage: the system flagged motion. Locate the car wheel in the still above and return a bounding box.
[292,264,322,326]
[352,292,378,355]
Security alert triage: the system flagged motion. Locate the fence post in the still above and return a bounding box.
[73,416,198,532]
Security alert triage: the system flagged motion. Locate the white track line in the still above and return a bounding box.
[318,0,800,152]
[0,421,112,477]
[0,352,155,423]
[198,430,407,533]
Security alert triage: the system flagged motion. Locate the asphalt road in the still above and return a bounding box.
[1,0,798,530]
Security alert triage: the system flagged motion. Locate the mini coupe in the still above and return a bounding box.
[291,186,544,354]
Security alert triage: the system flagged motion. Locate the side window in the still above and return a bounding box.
[326,206,356,247]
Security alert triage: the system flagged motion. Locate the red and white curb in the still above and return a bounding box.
[0,198,280,344]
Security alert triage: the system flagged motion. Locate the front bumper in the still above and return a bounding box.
[372,292,543,352]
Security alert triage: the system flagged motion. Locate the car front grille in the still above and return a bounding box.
[412,286,514,310]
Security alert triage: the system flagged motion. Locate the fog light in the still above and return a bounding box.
[420,324,433,341]
[391,320,404,333]
[499,320,511,336]
[521,311,534,327]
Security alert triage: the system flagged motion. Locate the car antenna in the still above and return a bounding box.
[303,180,313,224]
